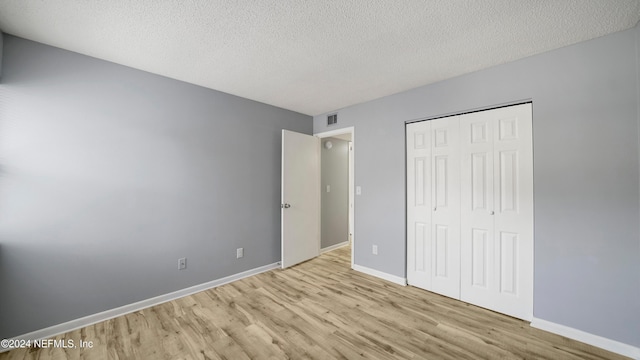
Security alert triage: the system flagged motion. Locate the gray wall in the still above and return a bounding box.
[321,137,349,249]
[314,26,640,347]
[0,35,312,338]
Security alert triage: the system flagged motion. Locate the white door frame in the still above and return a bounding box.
[315,126,355,268]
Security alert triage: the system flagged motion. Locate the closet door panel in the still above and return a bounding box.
[406,121,432,289]
[460,104,533,321]
[429,117,460,299]
[471,228,489,288]
[461,110,496,307]
[491,104,533,320]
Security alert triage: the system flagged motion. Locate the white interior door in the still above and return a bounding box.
[281,130,320,269]
[460,103,533,321]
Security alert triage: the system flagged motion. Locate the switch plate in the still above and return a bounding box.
[326,185,331,193]
[372,245,378,255]
[178,257,187,270]
[356,186,362,195]
[237,248,244,259]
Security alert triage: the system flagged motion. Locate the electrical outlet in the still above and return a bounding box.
[372,245,378,255]
[178,257,187,270]
[236,248,244,259]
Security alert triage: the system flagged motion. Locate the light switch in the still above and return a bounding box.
[356,186,362,195]
[326,185,331,193]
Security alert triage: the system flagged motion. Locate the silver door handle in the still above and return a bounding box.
[281,203,291,208]
[490,211,495,215]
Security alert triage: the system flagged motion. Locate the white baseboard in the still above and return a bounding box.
[2,262,280,353]
[531,317,640,359]
[321,241,349,253]
[352,264,407,286]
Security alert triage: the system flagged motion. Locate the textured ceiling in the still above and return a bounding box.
[0,1,639,116]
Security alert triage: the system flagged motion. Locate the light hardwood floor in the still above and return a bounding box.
[0,246,629,359]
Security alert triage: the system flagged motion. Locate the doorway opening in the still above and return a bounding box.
[315,127,355,269]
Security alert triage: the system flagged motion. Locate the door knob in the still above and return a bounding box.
[281,203,291,209]
[490,210,495,215]
[433,207,437,211]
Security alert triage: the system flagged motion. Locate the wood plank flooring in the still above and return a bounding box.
[0,246,630,359]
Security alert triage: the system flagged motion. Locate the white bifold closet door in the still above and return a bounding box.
[406,116,461,300]
[459,103,533,320]
[407,103,533,321]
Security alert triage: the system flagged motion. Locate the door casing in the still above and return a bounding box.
[315,127,355,268]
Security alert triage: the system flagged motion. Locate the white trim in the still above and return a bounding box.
[321,241,349,253]
[531,317,640,359]
[1,262,280,353]
[352,264,407,286]
[347,141,354,267]
[314,126,355,139]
